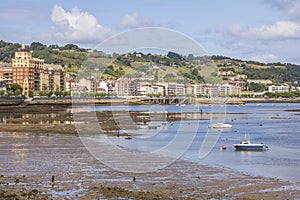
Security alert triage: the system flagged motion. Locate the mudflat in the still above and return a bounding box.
[0,104,300,199]
[1,132,300,200]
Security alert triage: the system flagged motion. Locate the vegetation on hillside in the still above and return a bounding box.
[1,40,300,86]
[211,55,300,85]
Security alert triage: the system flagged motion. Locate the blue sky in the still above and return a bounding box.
[1,0,300,64]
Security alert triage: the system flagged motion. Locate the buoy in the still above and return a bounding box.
[221,145,227,150]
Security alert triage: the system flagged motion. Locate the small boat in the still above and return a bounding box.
[233,139,268,151]
[136,121,148,125]
[208,123,232,128]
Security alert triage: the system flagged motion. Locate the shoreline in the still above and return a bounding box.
[1,96,300,106]
[0,131,299,199]
[1,103,300,199]
[0,102,298,134]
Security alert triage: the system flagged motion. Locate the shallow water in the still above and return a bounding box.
[98,103,300,183]
[1,103,299,185]
[5,131,295,199]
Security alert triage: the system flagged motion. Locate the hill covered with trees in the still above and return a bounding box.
[0,40,300,85]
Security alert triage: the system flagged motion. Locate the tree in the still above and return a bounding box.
[167,51,184,61]
[248,83,267,92]
[154,71,158,82]
[61,44,79,50]
[9,84,22,95]
[49,44,59,49]
[191,68,198,76]
[30,42,46,51]
[28,90,34,97]
[187,54,194,60]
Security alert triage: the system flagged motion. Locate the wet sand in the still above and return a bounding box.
[0,132,300,200]
[1,105,300,199]
[0,104,211,134]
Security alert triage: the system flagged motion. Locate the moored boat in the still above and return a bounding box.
[233,139,268,151]
[208,123,232,128]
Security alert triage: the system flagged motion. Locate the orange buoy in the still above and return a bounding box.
[221,145,227,150]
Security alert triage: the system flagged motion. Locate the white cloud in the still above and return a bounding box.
[265,0,300,22]
[250,54,279,63]
[119,13,156,29]
[45,5,114,44]
[119,13,139,28]
[226,21,300,41]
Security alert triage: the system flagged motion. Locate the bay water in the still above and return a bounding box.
[97,103,300,184]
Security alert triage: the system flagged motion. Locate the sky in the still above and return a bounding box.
[1,0,300,64]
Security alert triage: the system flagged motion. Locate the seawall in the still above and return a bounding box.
[1,97,300,106]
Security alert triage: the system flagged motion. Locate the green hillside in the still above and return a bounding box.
[0,40,300,85]
[211,55,300,84]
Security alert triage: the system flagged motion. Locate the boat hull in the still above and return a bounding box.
[208,123,232,128]
[234,144,268,151]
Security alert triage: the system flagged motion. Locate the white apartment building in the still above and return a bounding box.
[166,83,185,96]
[194,84,241,97]
[268,85,289,93]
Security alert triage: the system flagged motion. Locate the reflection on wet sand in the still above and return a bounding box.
[1,104,300,199]
[0,132,299,199]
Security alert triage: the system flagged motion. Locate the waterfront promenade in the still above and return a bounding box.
[1,96,300,106]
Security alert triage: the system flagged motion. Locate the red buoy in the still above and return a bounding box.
[221,145,227,150]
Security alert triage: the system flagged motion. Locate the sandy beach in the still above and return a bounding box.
[0,104,300,199]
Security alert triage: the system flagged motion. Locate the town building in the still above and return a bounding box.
[218,84,241,96]
[166,83,185,96]
[194,84,211,97]
[65,78,77,92]
[0,68,13,88]
[136,82,153,96]
[115,78,138,96]
[97,80,109,93]
[247,79,273,85]
[194,83,241,97]
[95,79,116,94]
[268,85,289,93]
[78,78,97,93]
[184,84,194,96]
[12,44,66,96]
[12,44,44,96]
[151,84,165,96]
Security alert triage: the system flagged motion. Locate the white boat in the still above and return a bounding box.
[233,139,268,151]
[208,123,232,128]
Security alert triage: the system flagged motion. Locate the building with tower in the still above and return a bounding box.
[11,44,65,96]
